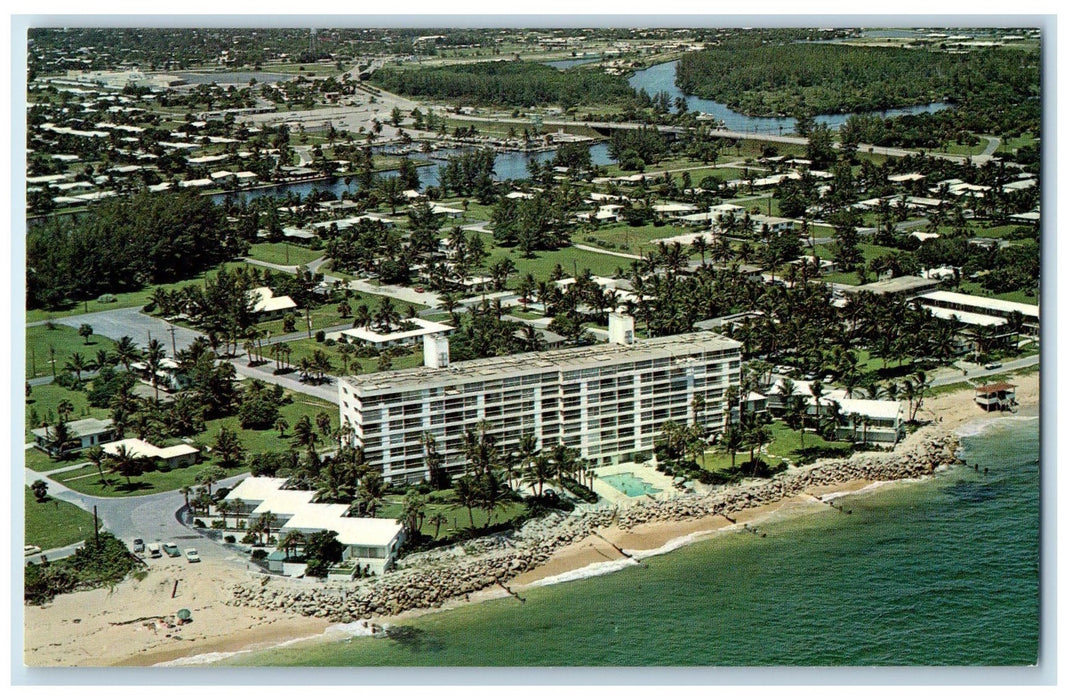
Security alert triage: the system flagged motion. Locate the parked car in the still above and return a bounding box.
[132,538,145,553]
[185,548,201,563]
[24,545,41,556]
[163,543,181,557]
[147,542,163,558]
[984,362,1003,370]
[413,286,425,293]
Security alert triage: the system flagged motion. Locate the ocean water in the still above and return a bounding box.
[216,417,1039,667]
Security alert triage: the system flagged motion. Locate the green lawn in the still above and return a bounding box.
[26,325,117,380]
[253,292,425,338]
[700,421,852,475]
[24,488,97,550]
[995,132,1038,156]
[468,235,633,283]
[938,137,992,157]
[246,242,324,267]
[277,338,425,378]
[26,261,241,324]
[51,387,340,497]
[583,221,689,255]
[25,382,111,441]
[378,494,526,541]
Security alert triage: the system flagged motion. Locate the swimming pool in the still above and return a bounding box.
[600,472,662,498]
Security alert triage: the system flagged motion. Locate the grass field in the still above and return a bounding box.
[25,382,111,441]
[26,261,245,324]
[700,422,852,475]
[46,386,339,497]
[24,488,97,550]
[26,324,117,380]
[378,493,526,541]
[246,242,324,267]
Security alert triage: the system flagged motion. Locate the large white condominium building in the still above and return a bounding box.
[338,314,743,484]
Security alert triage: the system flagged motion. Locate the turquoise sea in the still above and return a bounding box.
[217,416,1039,667]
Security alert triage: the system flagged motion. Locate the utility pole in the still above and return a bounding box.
[93,505,100,548]
[48,346,56,378]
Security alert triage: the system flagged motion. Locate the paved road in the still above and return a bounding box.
[929,354,1039,387]
[24,465,249,563]
[54,307,203,354]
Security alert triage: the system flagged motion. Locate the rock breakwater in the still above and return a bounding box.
[226,427,959,623]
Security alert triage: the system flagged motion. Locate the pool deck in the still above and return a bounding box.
[592,462,679,505]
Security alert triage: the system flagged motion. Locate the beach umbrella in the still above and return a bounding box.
[177,609,192,623]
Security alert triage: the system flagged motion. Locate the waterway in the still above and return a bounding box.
[215,415,1039,667]
[627,60,951,135]
[211,142,614,205]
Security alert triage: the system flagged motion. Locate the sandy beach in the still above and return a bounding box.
[22,372,1039,667]
[23,558,330,667]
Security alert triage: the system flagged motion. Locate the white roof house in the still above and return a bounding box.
[888,172,926,183]
[179,178,215,188]
[339,317,455,347]
[225,476,290,504]
[101,437,199,464]
[250,286,297,315]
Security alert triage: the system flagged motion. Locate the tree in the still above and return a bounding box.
[114,336,141,372]
[356,471,385,517]
[278,530,306,560]
[31,479,49,502]
[303,530,344,578]
[196,465,227,497]
[85,445,109,488]
[401,489,427,535]
[64,353,88,383]
[78,323,94,345]
[107,444,145,487]
[44,421,73,458]
[213,427,245,470]
[274,417,289,437]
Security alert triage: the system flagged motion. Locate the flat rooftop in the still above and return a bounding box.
[341,331,741,395]
[916,290,1039,319]
[845,275,942,296]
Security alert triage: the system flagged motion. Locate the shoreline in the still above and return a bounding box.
[22,373,1038,668]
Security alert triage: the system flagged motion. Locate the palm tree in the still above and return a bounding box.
[85,445,109,488]
[64,352,88,382]
[292,415,318,449]
[278,530,306,560]
[196,465,226,498]
[274,417,289,438]
[453,474,480,527]
[107,444,144,487]
[356,471,385,517]
[144,338,166,402]
[428,512,448,539]
[114,335,141,372]
[55,399,75,423]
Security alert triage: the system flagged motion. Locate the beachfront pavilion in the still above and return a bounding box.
[974,382,1017,412]
[221,476,315,531]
